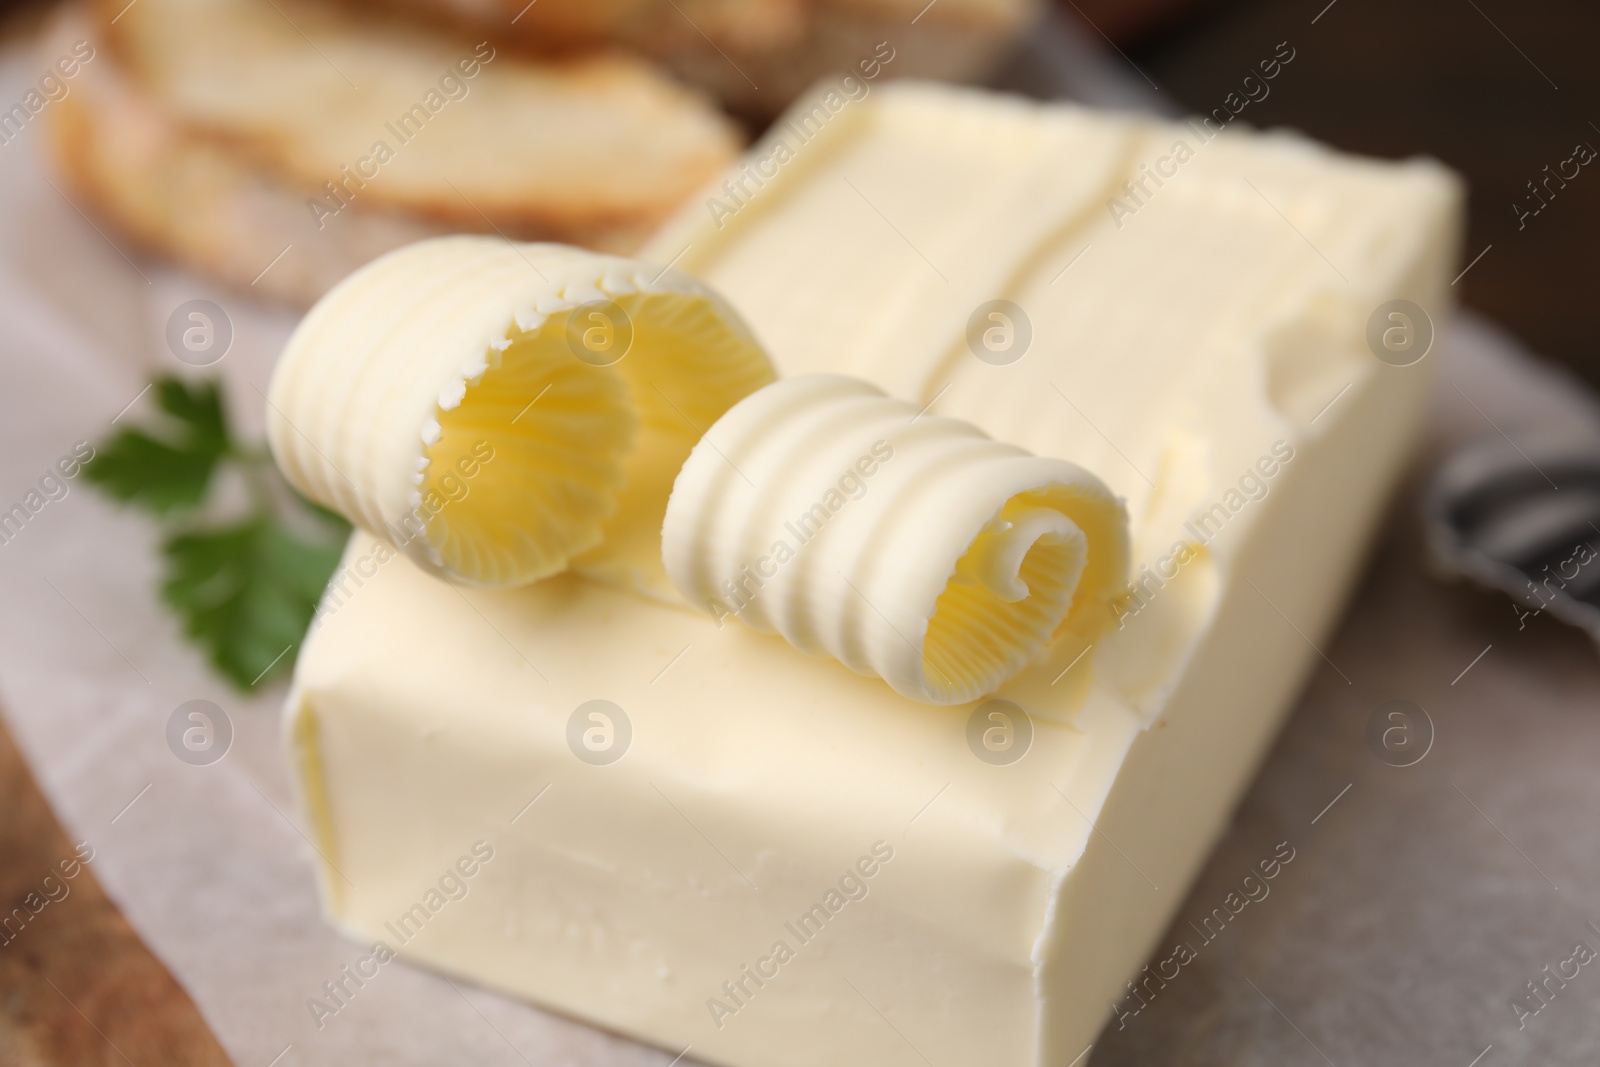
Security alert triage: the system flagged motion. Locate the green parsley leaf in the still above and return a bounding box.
[161,517,346,689]
[84,377,231,515]
[153,376,229,449]
[86,374,352,690]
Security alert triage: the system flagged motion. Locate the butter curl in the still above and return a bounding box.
[267,236,774,592]
[662,375,1130,705]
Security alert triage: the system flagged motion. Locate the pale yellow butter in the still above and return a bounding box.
[662,373,1129,704]
[285,82,1460,1066]
[266,236,773,593]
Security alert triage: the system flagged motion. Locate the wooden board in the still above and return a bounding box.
[0,712,234,1067]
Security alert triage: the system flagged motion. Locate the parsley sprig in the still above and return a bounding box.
[85,376,349,689]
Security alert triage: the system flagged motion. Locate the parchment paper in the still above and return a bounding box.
[2,19,1597,1067]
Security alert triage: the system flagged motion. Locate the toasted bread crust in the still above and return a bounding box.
[370,0,811,54]
[321,0,1039,116]
[89,0,742,235]
[46,7,665,306]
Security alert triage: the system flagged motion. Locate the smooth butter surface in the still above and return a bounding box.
[288,82,1459,1067]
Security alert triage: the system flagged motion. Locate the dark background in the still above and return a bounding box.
[1101,0,1599,390]
[0,1,1590,1062]
[6,0,1592,387]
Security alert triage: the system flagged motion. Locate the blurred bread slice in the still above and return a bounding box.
[49,9,446,305]
[44,0,741,304]
[349,0,1040,117]
[660,0,1041,116]
[99,0,742,235]
[385,0,810,55]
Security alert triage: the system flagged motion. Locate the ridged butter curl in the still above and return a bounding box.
[267,236,775,592]
[661,375,1130,705]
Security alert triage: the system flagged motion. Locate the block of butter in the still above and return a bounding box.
[285,83,1459,1066]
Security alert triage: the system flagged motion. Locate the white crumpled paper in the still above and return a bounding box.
[0,35,679,1067]
[5,19,1600,1067]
